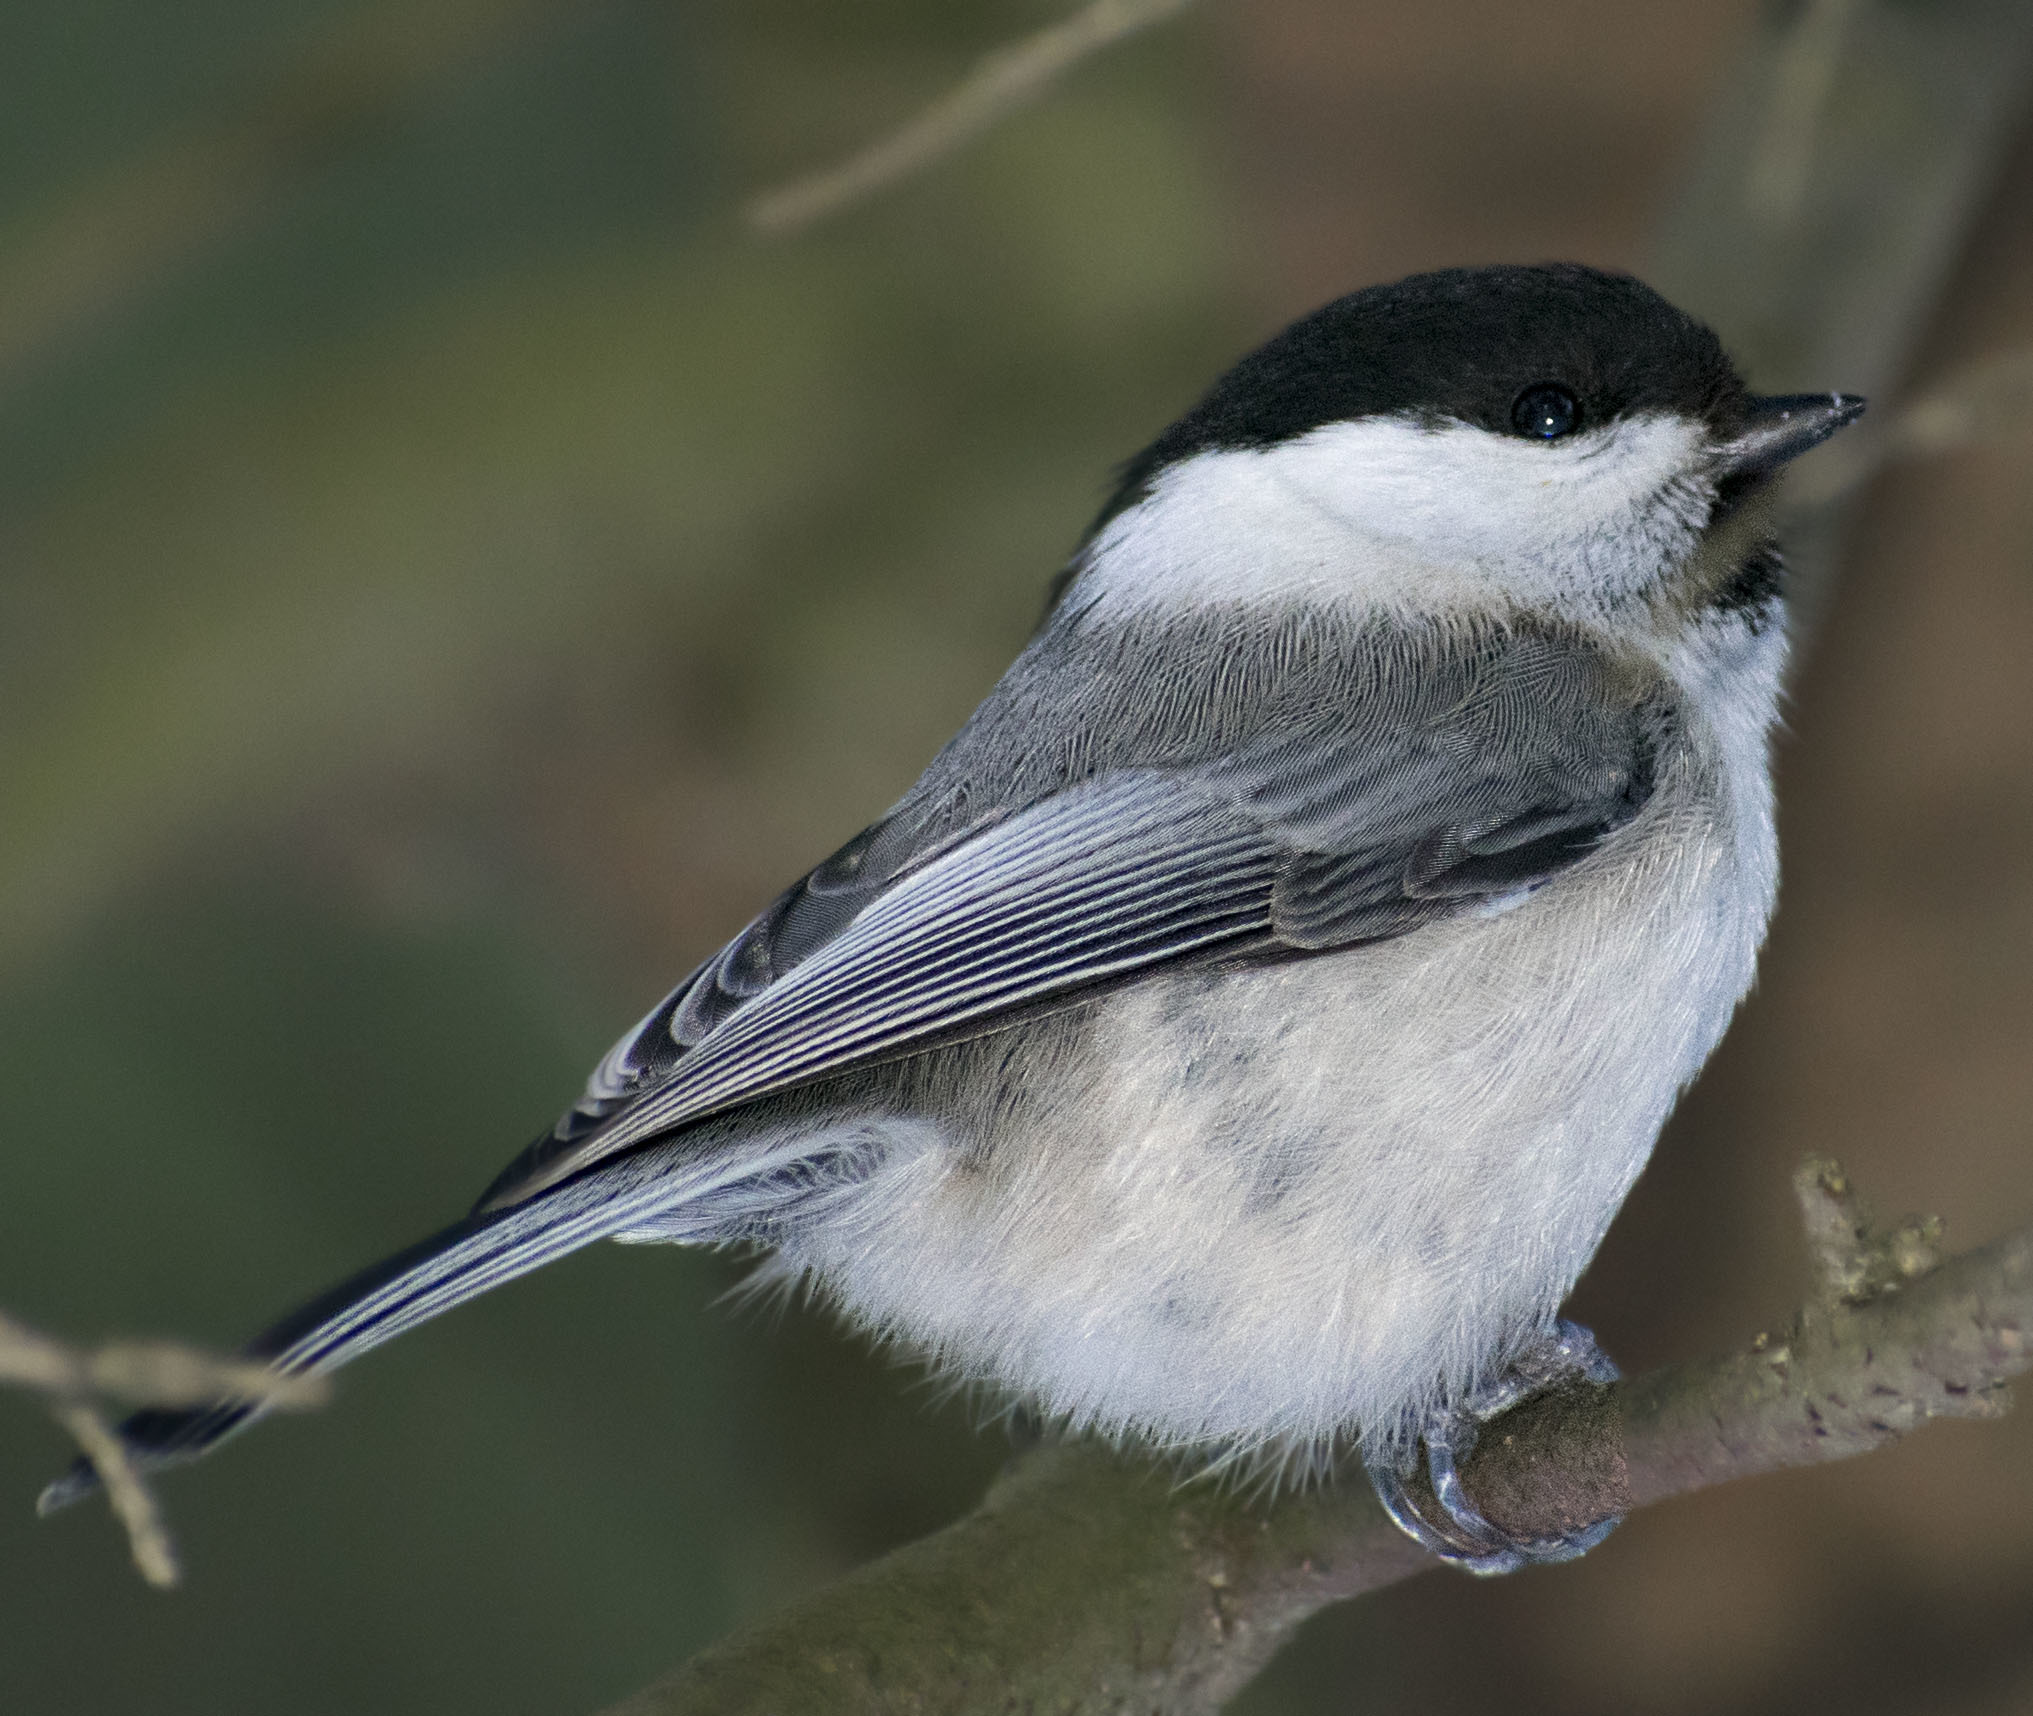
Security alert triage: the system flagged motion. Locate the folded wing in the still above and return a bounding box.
[480,630,1663,1210]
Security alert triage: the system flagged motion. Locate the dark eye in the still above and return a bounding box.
[1512,384,1581,440]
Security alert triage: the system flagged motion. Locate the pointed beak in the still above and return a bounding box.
[1715,392,1867,479]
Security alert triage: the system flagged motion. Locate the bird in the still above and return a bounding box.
[41,262,1862,1572]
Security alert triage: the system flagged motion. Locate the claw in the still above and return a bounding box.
[1365,1451,1468,1561]
[1363,1318,1624,1576]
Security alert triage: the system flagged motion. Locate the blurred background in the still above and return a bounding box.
[1,1,2031,1711]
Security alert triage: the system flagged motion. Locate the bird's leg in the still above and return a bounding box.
[1362,1319,1622,1576]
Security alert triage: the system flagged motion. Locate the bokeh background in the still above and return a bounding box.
[2,2,2031,1711]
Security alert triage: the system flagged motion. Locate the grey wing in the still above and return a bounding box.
[477,635,1663,1210]
[476,771,1286,1207]
[1228,631,1661,946]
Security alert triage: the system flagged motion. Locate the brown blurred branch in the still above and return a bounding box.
[1790,340,2033,509]
[2,1310,328,1589]
[1651,0,2033,629]
[1655,0,2033,401]
[1742,0,1861,231]
[743,0,1202,238]
[600,1159,2027,1715]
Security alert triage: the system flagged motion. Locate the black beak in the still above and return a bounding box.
[1716,392,1867,479]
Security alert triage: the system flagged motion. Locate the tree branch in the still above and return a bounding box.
[1648,0,2033,632]
[600,1159,2028,1715]
[1788,340,2033,509]
[742,0,1203,238]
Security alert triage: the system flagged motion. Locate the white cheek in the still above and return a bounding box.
[1288,412,1706,561]
[1078,413,1711,623]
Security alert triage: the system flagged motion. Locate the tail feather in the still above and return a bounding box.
[37,1145,718,1515]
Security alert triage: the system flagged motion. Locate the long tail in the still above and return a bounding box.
[37,1146,711,1515]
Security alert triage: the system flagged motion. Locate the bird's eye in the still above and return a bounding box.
[1512,384,1581,440]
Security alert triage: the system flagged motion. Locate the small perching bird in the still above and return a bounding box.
[42,264,1862,1572]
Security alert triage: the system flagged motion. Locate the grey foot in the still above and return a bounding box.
[1363,1319,1622,1577]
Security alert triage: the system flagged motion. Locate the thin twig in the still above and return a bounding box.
[47,1403,181,1589]
[744,0,1203,238]
[0,1311,328,1410]
[3,1309,329,1589]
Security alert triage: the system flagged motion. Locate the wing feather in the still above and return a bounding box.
[480,774,1283,1207]
[478,626,1667,1212]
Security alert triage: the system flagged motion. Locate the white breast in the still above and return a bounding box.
[774,692,1774,1467]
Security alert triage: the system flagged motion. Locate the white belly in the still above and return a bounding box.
[778,788,1769,1463]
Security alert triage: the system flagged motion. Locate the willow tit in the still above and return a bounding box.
[43,264,1862,1573]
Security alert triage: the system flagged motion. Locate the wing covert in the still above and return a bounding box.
[479,623,1667,1211]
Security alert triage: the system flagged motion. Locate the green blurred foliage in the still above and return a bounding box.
[0,2,1248,1710]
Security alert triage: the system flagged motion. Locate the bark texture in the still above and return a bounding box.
[604,1162,2029,1715]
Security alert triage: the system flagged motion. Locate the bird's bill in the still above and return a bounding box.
[1716,392,1867,478]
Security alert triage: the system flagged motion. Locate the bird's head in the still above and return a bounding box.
[1076,264,1862,640]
